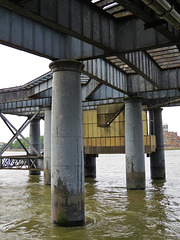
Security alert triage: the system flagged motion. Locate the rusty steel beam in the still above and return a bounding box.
[83,59,129,94]
[0,0,177,60]
[119,51,162,89]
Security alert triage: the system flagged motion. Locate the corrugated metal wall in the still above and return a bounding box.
[83,103,156,154]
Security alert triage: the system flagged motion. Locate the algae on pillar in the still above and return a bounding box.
[124,97,145,190]
[50,60,84,227]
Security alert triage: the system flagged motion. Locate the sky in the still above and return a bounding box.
[0,44,179,143]
[0,44,51,143]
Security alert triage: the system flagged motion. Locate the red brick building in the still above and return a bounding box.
[163,124,180,148]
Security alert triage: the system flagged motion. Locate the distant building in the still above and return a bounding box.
[163,124,180,148]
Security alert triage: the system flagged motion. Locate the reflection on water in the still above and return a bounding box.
[0,151,180,239]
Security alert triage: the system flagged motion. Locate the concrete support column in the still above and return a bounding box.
[29,118,41,175]
[125,97,145,190]
[49,60,84,227]
[149,108,165,180]
[44,107,51,185]
[84,154,97,178]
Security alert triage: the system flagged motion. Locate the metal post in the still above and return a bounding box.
[84,154,97,178]
[29,118,41,175]
[124,97,145,190]
[50,60,84,227]
[44,107,51,185]
[150,108,165,180]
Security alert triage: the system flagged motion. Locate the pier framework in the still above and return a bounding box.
[0,0,180,228]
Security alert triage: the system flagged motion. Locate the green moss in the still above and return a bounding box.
[57,213,69,226]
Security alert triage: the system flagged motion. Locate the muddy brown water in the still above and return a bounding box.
[0,151,180,239]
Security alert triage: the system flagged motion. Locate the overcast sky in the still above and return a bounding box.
[0,44,50,142]
[0,44,179,143]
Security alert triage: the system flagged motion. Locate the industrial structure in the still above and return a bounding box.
[0,0,180,226]
[163,124,180,148]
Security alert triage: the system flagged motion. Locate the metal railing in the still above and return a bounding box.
[0,155,43,170]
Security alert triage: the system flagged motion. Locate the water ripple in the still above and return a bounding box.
[0,152,180,239]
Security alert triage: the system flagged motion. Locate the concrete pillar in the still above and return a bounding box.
[84,154,97,178]
[29,118,41,175]
[149,108,165,180]
[125,97,145,190]
[49,60,84,227]
[44,107,51,185]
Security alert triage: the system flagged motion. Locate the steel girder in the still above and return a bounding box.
[0,0,177,61]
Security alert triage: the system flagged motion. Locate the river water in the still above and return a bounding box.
[0,150,180,240]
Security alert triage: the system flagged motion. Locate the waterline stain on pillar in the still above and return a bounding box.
[29,118,41,176]
[149,108,165,180]
[124,97,145,190]
[50,59,85,227]
[44,107,51,185]
[53,176,84,226]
